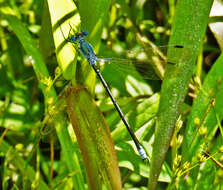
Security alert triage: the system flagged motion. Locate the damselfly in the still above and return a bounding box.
[55,26,190,161]
[41,25,190,161]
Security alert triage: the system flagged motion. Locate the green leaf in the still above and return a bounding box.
[66,86,122,190]
[79,0,111,48]
[47,0,80,80]
[148,0,214,189]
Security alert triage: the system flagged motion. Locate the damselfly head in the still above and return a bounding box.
[81,30,88,37]
[70,30,88,42]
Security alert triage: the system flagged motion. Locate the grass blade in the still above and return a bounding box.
[148,0,214,189]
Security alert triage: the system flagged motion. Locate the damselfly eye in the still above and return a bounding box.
[81,30,88,36]
[70,35,77,42]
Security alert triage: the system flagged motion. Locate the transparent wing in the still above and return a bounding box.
[97,45,191,80]
[120,44,190,63]
[97,57,161,80]
[40,45,191,136]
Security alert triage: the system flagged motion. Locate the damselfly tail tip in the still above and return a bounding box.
[143,157,149,163]
[138,145,148,161]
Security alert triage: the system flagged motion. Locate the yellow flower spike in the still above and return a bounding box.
[47,97,54,105]
[183,161,190,170]
[194,117,201,126]
[54,66,62,79]
[176,116,183,131]
[199,126,207,136]
[41,76,53,88]
[177,135,183,148]
[173,155,182,170]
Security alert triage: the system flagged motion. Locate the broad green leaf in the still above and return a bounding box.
[79,0,111,49]
[47,0,80,80]
[66,86,122,190]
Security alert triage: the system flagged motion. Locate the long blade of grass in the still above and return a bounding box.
[148,0,214,189]
[3,14,56,99]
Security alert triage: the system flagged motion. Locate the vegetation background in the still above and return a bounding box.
[0,0,223,189]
